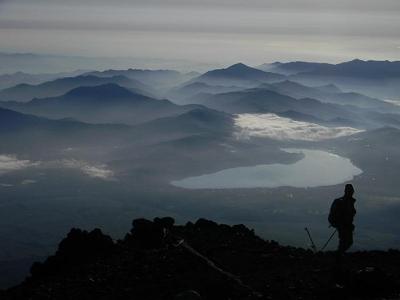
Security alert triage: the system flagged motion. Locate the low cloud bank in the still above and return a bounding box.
[234,113,363,141]
[383,99,400,106]
[0,155,38,175]
[0,154,114,180]
[62,160,114,180]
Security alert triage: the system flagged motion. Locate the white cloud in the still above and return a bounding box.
[0,154,39,175]
[21,179,36,185]
[0,154,115,180]
[62,159,114,180]
[234,113,363,141]
[0,183,13,187]
[383,99,400,106]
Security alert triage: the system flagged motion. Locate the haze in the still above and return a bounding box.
[1,0,400,70]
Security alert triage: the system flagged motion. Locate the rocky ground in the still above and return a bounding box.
[2,217,400,300]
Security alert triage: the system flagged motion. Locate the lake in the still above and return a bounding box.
[171,149,362,189]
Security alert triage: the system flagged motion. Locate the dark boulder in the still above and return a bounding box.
[30,228,114,277]
[128,217,176,248]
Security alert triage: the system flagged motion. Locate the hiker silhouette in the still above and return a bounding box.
[328,184,356,256]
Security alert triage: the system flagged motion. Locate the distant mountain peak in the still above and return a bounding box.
[65,83,134,99]
[185,107,220,119]
[196,62,284,84]
[350,59,364,63]
[281,79,297,84]
[224,63,264,74]
[316,83,342,93]
[275,80,305,88]
[226,62,250,69]
[173,107,232,130]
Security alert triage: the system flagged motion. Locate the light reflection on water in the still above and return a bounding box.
[171,148,362,189]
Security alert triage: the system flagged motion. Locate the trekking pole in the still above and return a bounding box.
[304,227,317,253]
[320,229,337,252]
[171,236,263,298]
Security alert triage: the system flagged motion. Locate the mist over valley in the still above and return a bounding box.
[1,59,400,289]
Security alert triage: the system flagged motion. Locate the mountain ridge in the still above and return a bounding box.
[0,74,151,102]
[2,217,399,300]
[190,63,285,87]
[0,84,194,125]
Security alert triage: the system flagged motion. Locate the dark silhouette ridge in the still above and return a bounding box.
[2,217,400,300]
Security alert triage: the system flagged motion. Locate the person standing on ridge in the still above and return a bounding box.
[328,184,357,257]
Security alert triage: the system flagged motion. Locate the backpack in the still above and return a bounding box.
[328,198,342,228]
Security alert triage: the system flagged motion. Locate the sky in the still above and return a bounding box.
[1,0,400,69]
